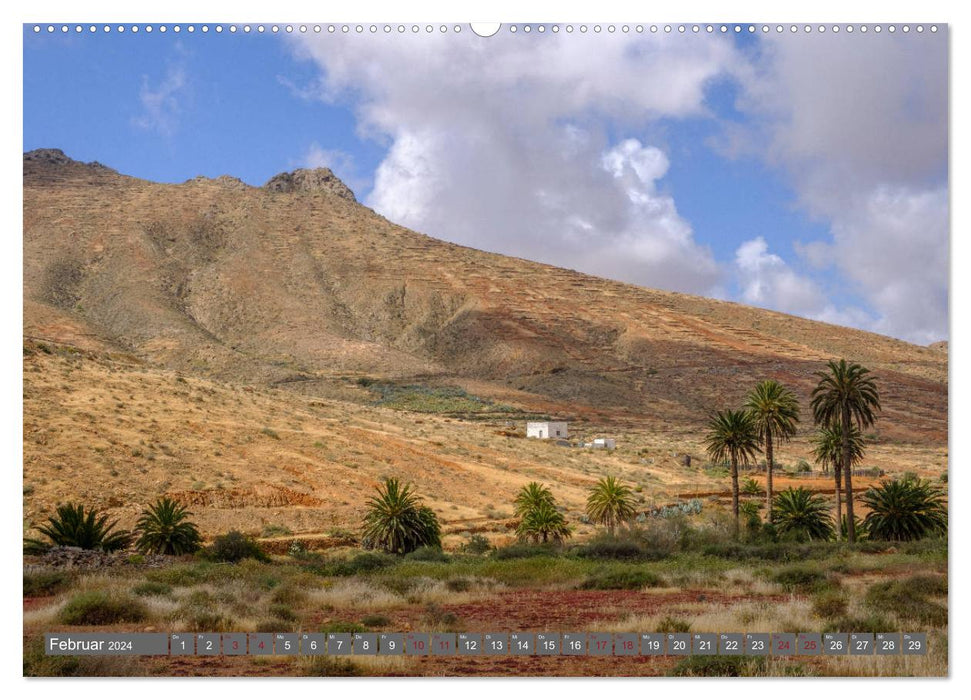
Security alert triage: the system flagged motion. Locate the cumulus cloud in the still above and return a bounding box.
[730,30,948,343]
[288,31,737,295]
[284,29,948,343]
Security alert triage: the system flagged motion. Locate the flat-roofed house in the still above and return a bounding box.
[526,421,569,439]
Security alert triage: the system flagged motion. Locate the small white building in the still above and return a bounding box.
[527,421,569,439]
[587,437,616,450]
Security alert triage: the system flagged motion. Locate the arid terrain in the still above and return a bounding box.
[23,148,947,540]
[22,150,948,677]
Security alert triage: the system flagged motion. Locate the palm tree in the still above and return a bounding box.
[585,476,637,535]
[744,380,800,525]
[35,503,131,552]
[861,479,947,541]
[361,478,441,554]
[516,500,572,544]
[810,423,865,539]
[811,359,881,542]
[704,409,761,538]
[771,487,835,541]
[134,497,202,555]
[514,482,555,518]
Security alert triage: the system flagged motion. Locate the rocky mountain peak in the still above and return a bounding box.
[262,168,356,202]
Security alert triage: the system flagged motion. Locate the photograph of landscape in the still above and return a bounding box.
[22,21,948,678]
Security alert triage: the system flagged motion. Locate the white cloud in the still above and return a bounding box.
[731,31,948,343]
[298,142,369,195]
[288,31,737,295]
[133,57,187,137]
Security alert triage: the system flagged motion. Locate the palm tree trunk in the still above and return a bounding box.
[765,426,774,524]
[834,463,842,541]
[842,409,856,543]
[731,457,740,539]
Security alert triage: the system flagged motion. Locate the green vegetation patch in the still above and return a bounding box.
[24,570,74,597]
[57,591,148,626]
[578,567,663,590]
[668,655,768,677]
[863,575,948,626]
[369,383,516,416]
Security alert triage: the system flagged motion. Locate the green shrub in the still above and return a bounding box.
[578,569,663,590]
[459,534,492,555]
[668,655,767,677]
[493,543,560,559]
[445,578,473,593]
[824,613,898,634]
[270,583,306,606]
[204,530,270,563]
[321,621,367,634]
[741,478,762,496]
[863,576,948,626]
[58,591,148,626]
[23,570,74,597]
[131,581,173,597]
[405,545,449,562]
[360,613,391,628]
[301,656,362,676]
[656,616,691,633]
[811,590,848,619]
[331,552,396,576]
[268,603,299,622]
[572,536,648,561]
[769,565,837,593]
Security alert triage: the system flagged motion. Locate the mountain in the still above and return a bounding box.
[22,149,947,537]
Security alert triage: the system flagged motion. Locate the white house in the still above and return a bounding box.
[588,437,616,449]
[527,421,569,439]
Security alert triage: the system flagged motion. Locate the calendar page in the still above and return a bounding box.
[21,15,949,681]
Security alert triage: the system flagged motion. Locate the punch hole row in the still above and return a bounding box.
[31,24,941,35]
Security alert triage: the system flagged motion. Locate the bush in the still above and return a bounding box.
[493,543,561,559]
[811,590,848,619]
[360,613,391,628]
[302,656,362,677]
[330,551,396,576]
[204,530,270,563]
[770,565,836,593]
[321,621,367,634]
[405,545,449,562]
[459,533,492,555]
[132,581,173,597]
[572,536,649,561]
[656,616,691,633]
[863,576,948,626]
[57,591,147,626]
[445,578,473,593]
[578,569,663,590]
[824,614,898,634]
[23,570,74,597]
[668,655,767,677]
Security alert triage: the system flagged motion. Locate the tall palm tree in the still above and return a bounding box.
[810,423,865,540]
[810,359,881,543]
[744,380,800,524]
[585,476,637,536]
[705,409,761,538]
[514,482,555,518]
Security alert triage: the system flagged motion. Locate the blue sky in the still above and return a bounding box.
[23,24,948,344]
